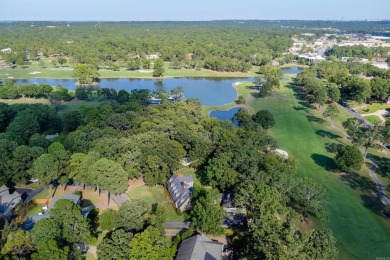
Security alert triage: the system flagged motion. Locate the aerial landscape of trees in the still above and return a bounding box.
[0,20,390,259]
[0,85,340,258]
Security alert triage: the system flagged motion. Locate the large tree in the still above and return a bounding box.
[89,158,128,199]
[291,177,328,219]
[253,110,276,129]
[1,230,34,257]
[334,145,363,172]
[129,226,171,260]
[49,199,91,244]
[98,228,133,260]
[72,64,100,84]
[190,187,224,235]
[153,58,165,77]
[33,153,60,197]
[115,199,151,231]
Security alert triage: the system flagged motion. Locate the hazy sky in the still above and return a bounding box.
[0,0,389,21]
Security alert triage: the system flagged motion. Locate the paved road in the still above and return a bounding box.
[163,221,191,229]
[322,105,390,208]
[338,101,373,127]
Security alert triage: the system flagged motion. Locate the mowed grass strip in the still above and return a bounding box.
[249,83,390,259]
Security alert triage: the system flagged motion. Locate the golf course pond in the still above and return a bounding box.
[209,106,244,126]
[13,67,303,106]
[15,77,252,106]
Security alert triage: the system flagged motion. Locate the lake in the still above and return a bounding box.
[281,67,304,74]
[13,68,303,105]
[209,106,243,126]
[14,77,252,106]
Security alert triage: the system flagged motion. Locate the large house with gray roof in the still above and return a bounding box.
[176,234,224,260]
[167,174,194,212]
[0,185,22,216]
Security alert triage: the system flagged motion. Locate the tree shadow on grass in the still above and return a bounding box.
[361,193,390,219]
[324,142,343,154]
[367,153,390,178]
[316,130,342,140]
[293,106,309,113]
[307,115,326,124]
[339,171,377,193]
[311,153,336,171]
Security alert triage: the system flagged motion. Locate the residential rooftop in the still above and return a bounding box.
[176,234,224,260]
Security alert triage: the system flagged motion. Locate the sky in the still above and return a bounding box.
[0,0,389,21]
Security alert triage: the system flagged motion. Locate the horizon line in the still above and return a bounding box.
[1,19,390,23]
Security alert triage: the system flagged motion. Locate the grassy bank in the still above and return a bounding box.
[248,82,390,259]
[0,60,259,80]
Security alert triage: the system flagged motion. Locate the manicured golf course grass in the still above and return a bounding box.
[250,82,390,259]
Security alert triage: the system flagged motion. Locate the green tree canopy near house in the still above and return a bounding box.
[190,187,224,235]
[115,199,151,231]
[129,226,171,260]
[72,64,100,84]
[98,228,133,260]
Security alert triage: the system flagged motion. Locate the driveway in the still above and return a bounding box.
[362,109,389,123]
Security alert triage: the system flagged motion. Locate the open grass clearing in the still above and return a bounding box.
[127,184,185,222]
[248,81,390,259]
[32,188,50,200]
[24,203,44,219]
[364,115,382,124]
[358,102,390,114]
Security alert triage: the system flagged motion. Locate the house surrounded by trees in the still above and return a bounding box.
[166,174,194,212]
[176,233,224,260]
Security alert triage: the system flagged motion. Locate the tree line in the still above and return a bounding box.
[0,22,293,73]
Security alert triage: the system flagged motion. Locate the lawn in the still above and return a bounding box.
[249,81,390,259]
[0,97,50,105]
[32,188,50,200]
[56,99,101,116]
[359,102,390,114]
[364,115,382,124]
[127,185,186,222]
[24,203,44,219]
[0,60,257,79]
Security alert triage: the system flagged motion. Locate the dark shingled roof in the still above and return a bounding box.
[167,174,194,210]
[176,234,223,260]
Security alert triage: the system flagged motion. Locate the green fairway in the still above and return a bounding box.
[0,60,258,79]
[249,83,390,259]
